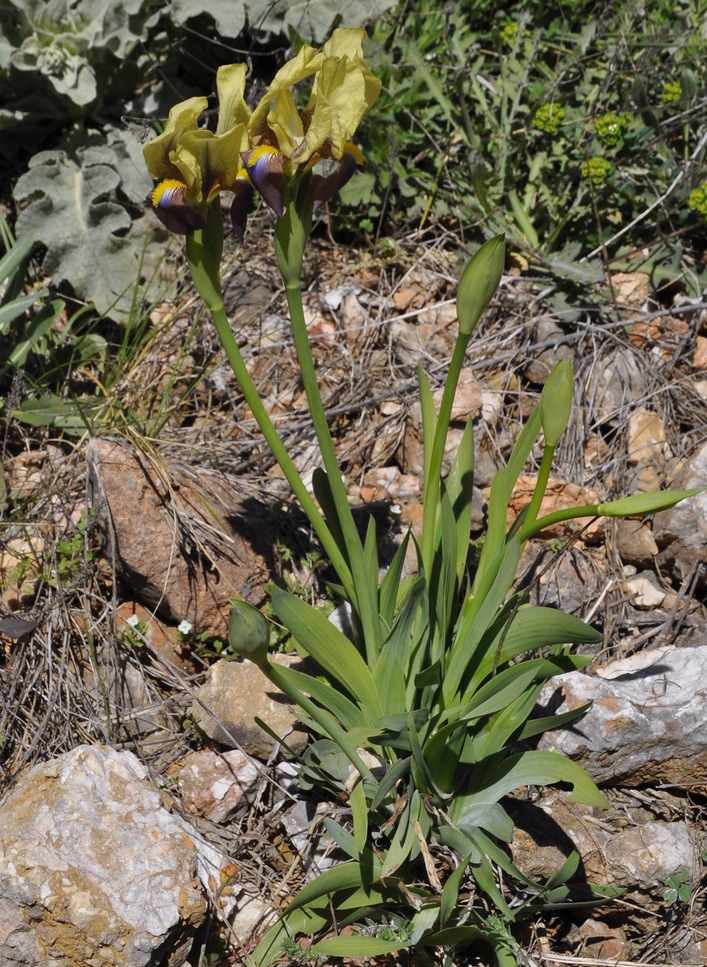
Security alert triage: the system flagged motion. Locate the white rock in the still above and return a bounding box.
[0,745,205,966]
[622,572,665,608]
[539,645,707,787]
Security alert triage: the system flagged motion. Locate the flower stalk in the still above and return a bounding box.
[275,177,382,659]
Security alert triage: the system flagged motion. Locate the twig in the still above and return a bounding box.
[534,954,704,967]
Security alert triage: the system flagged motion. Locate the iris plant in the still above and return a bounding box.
[144,30,700,965]
[144,28,382,640]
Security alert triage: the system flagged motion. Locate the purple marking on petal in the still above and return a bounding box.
[312,151,360,210]
[243,148,286,217]
[230,179,254,241]
[146,187,205,235]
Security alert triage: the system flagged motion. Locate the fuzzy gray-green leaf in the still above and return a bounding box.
[14,141,168,322]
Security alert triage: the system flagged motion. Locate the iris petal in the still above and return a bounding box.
[242,146,286,217]
[148,179,205,235]
[311,143,362,210]
[230,170,254,241]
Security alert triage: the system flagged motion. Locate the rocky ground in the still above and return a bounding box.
[1,221,706,965]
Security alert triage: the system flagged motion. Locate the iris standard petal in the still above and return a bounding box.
[267,89,305,158]
[143,96,208,183]
[216,63,251,135]
[248,43,324,145]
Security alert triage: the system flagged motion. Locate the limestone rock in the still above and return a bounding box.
[87,438,274,639]
[506,476,602,542]
[521,543,606,620]
[512,790,699,903]
[610,271,651,307]
[614,518,658,567]
[431,368,483,422]
[0,745,206,967]
[622,570,666,608]
[627,405,668,467]
[525,316,573,384]
[192,655,308,759]
[359,466,421,505]
[175,748,259,823]
[585,346,646,424]
[390,312,456,369]
[538,645,707,787]
[653,440,707,589]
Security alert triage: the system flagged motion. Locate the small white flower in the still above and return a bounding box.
[126,614,140,628]
[177,620,193,636]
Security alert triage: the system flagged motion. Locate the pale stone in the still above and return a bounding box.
[176,748,259,823]
[693,334,707,370]
[480,389,504,426]
[192,655,308,759]
[431,369,483,422]
[505,476,602,541]
[610,271,651,306]
[627,406,667,466]
[538,645,707,787]
[512,790,698,904]
[0,745,205,966]
[360,466,421,504]
[622,572,665,608]
[654,440,707,588]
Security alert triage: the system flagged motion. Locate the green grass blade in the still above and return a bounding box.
[417,363,436,491]
[444,416,475,587]
[379,530,410,631]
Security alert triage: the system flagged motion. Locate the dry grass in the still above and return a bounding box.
[1,223,706,963]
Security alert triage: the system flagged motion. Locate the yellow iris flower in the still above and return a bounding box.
[143,65,250,234]
[144,28,380,238]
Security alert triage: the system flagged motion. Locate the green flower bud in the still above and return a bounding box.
[540,359,573,447]
[456,234,505,336]
[228,600,270,666]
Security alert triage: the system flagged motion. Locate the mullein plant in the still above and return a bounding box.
[144,30,699,966]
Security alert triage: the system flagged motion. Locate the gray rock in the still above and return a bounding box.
[525,316,573,384]
[614,517,659,568]
[654,441,707,589]
[512,790,700,903]
[192,655,308,759]
[520,543,606,619]
[0,745,205,967]
[538,645,707,787]
[176,748,259,823]
[585,346,646,425]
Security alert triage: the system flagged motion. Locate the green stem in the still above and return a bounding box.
[275,181,382,662]
[209,302,355,599]
[184,205,355,599]
[517,503,601,543]
[420,331,470,575]
[519,443,555,538]
[283,278,382,661]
